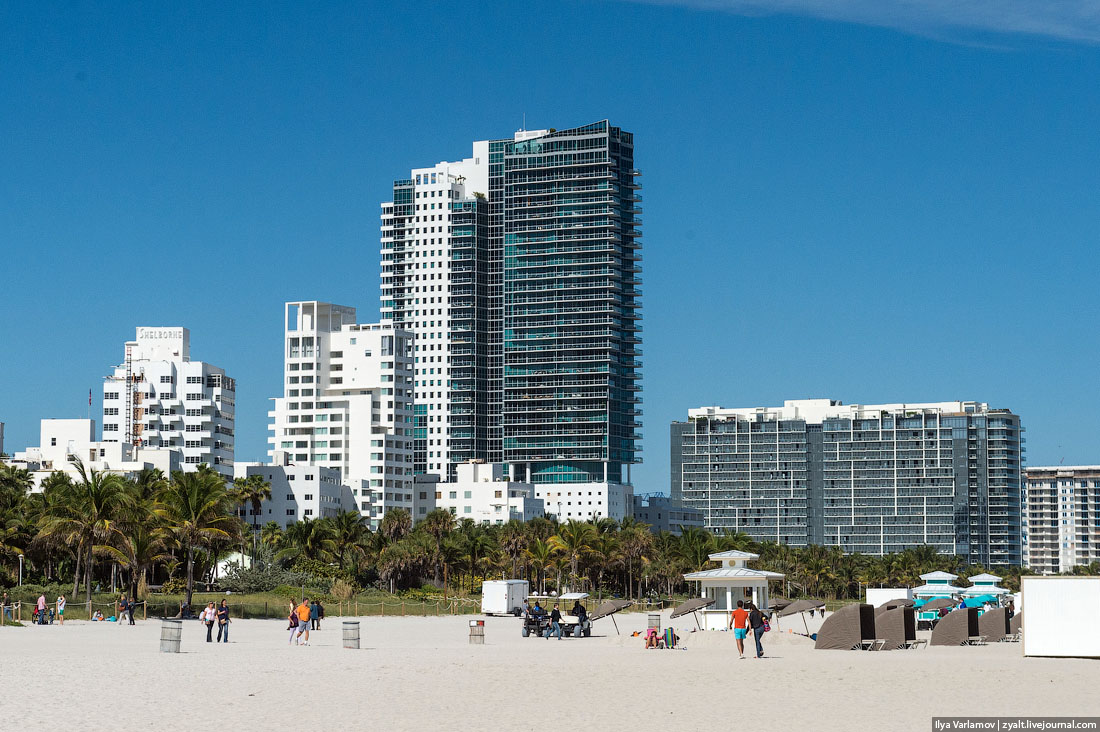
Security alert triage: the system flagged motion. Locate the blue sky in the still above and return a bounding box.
[2,2,1098,491]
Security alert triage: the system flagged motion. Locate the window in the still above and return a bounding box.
[103,424,118,432]
[186,376,202,384]
[464,491,472,499]
[160,376,174,384]
[104,392,119,400]
[50,437,57,446]
[104,408,119,416]
[186,393,202,400]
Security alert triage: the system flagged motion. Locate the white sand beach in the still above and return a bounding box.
[1,612,1095,732]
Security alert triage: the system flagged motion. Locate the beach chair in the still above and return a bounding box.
[966,636,987,646]
[1002,632,1020,643]
[904,639,928,650]
[661,628,676,649]
[858,639,886,651]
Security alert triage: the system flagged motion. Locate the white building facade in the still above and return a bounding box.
[102,327,235,478]
[234,458,353,530]
[267,301,414,530]
[11,418,180,490]
[420,462,543,525]
[1025,466,1100,574]
[536,482,633,523]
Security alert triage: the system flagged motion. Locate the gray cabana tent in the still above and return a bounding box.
[877,606,916,650]
[1009,611,1022,635]
[814,603,876,650]
[978,607,1010,643]
[930,607,980,646]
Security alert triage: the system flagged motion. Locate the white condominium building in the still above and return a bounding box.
[1025,466,1100,574]
[536,482,633,523]
[267,301,414,529]
[102,327,235,479]
[422,461,543,525]
[11,418,180,491]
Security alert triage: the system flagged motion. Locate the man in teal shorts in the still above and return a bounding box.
[728,600,750,659]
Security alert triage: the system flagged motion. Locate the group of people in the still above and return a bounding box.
[287,599,324,645]
[727,600,769,659]
[522,599,587,640]
[199,600,232,642]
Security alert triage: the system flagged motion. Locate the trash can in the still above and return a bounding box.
[342,621,360,649]
[160,619,182,653]
[648,614,661,633]
[469,619,485,645]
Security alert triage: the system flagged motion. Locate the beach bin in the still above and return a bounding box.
[159,619,182,653]
[342,621,360,649]
[469,619,485,645]
[648,614,661,633]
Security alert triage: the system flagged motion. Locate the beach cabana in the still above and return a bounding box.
[1009,611,1022,635]
[684,550,784,631]
[977,607,1010,643]
[962,573,1010,599]
[877,606,916,650]
[814,603,876,650]
[930,607,980,646]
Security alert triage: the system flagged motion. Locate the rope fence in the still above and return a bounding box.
[0,596,683,625]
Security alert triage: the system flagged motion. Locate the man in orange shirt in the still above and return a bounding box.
[296,599,312,645]
[728,600,750,659]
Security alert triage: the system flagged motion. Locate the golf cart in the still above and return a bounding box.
[521,592,592,638]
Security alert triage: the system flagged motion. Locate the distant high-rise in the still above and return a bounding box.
[102,327,234,479]
[380,121,641,493]
[672,399,1024,565]
[1024,466,1100,573]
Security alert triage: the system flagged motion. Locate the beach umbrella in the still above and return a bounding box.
[921,598,956,612]
[769,597,793,611]
[589,599,633,635]
[963,595,997,609]
[670,598,714,630]
[778,599,826,635]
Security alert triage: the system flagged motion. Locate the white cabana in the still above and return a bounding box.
[684,550,784,631]
[962,573,1010,596]
[913,570,961,598]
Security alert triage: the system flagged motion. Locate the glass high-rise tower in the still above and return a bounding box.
[380,121,641,492]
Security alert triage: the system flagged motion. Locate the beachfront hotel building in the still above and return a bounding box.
[415,461,544,525]
[266,301,414,530]
[379,121,642,500]
[11,418,180,490]
[102,327,235,478]
[1024,466,1100,574]
[632,494,705,536]
[672,399,1025,565]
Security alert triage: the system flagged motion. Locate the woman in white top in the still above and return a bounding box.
[56,595,65,625]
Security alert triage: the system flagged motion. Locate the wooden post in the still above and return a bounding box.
[402,601,406,617]
[144,601,147,621]
[381,601,385,617]
[355,600,358,616]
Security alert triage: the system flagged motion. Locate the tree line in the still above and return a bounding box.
[0,462,1063,603]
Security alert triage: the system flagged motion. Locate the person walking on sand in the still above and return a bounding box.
[728,600,750,659]
[127,596,136,625]
[295,599,312,645]
[202,602,216,642]
[216,599,230,643]
[117,595,128,626]
[316,600,325,630]
[287,601,299,644]
[56,595,66,626]
[37,592,47,624]
[547,603,563,640]
[2,592,12,621]
[747,603,766,659]
[310,599,319,630]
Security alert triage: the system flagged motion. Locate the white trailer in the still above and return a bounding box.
[865,588,913,608]
[481,580,529,616]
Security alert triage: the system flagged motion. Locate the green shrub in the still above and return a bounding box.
[219,562,309,594]
[162,578,187,595]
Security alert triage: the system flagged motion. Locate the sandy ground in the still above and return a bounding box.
[1,611,1096,732]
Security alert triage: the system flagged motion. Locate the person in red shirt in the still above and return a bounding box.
[728,600,750,659]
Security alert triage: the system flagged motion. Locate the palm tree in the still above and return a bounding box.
[618,526,654,599]
[159,467,238,608]
[525,538,553,594]
[498,520,529,578]
[231,474,272,567]
[380,508,412,543]
[330,510,370,571]
[419,508,456,582]
[548,520,596,591]
[104,522,171,600]
[37,460,133,603]
[277,517,337,565]
[260,520,285,551]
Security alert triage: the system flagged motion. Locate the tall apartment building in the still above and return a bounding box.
[1024,466,1100,574]
[235,458,354,530]
[102,327,235,478]
[672,399,1024,565]
[267,301,414,529]
[380,121,642,489]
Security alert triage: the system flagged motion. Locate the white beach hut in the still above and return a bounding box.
[684,550,784,631]
[912,570,963,599]
[962,573,1010,597]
